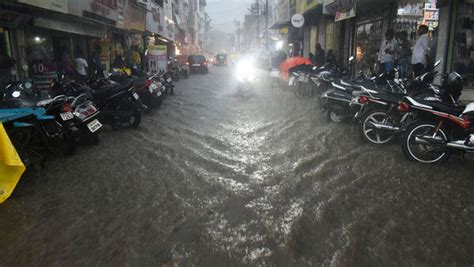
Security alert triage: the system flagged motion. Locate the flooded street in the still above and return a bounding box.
[1,66,474,265]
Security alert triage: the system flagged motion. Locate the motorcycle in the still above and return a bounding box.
[60,75,143,129]
[0,107,68,166]
[398,72,469,164]
[319,71,379,123]
[168,59,181,82]
[355,60,445,145]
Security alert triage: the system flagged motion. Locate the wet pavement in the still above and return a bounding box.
[1,66,474,266]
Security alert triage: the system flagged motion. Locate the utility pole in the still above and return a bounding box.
[265,0,268,50]
[256,0,259,43]
[235,20,241,52]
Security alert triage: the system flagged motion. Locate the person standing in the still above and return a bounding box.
[91,45,104,78]
[412,25,430,77]
[313,43,325,67]
[397,31,411,79]
[326,49,337,67]
[378,29,397,74]
[75,51,88,84]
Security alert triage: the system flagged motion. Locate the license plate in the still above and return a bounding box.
[192,64,200,67]
[60,112,74,121]
[87,119,102,133]
[167,78,172,82]
[133,93,139,100]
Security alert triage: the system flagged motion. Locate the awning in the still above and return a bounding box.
[34,16,106,38]
[269,20,291,30]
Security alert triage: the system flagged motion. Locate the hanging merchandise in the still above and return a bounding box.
[0,123,26,204]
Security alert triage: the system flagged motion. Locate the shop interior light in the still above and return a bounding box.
[275,40,284,50]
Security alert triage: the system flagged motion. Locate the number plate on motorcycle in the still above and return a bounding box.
[60,112,74,121]
[87,119,102,133]
[192,64,200,67]
[133,93,139,100]
[167,78,172,82]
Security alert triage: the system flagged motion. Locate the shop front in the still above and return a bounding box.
[451,0,474,91]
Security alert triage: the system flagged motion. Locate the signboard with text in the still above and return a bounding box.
[147,45,168,73]
[30,62,58,90]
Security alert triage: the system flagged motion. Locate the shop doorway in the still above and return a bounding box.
[354,20,383,75]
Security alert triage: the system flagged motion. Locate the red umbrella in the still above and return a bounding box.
[279,57,313,81]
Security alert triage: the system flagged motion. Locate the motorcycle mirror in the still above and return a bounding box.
[434,59,441,67]
[12,91,21,98]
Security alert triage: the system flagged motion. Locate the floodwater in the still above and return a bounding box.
[1,66,474,266]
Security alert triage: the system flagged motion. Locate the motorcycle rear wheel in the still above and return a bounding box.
[402,122,449,164]
[359,109,396,145]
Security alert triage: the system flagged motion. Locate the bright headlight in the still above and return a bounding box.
[236,59,256,82]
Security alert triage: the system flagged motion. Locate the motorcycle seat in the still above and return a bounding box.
[371,91,404,104]
[92,80,134,99]
[419,100,466,115]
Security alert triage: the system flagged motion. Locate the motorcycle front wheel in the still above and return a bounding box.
[327,108,344,123]
[359,109,396,145]
[402,122,449,164]
[294,82,312,98]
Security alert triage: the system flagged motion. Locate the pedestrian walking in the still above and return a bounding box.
[412,25,430,77]
[397,31,412,79]
[75,50,88,85]
[326,49,337,67]
[378,29,397,74]
[313,43,325,67]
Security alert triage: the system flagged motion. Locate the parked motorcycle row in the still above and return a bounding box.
[276,58,474,164]
[0,66,183,168]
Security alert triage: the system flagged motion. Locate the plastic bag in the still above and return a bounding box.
[0,122,26,203]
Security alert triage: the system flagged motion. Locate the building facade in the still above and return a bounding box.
[0,0,207,84]
[268,0,473,99]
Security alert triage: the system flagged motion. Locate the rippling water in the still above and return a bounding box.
[1,67,473,265]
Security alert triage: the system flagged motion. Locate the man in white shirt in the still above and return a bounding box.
[378,29,397,74]
[75,51,89,84]
[411,25,430,77]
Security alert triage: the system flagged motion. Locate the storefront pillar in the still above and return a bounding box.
[434,4,452,80]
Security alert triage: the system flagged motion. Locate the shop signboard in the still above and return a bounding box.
[71,0,119,26]
[18,0,68,14]
[335,6,355,22]
[147,45,167,73]
[30,62,58,90]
